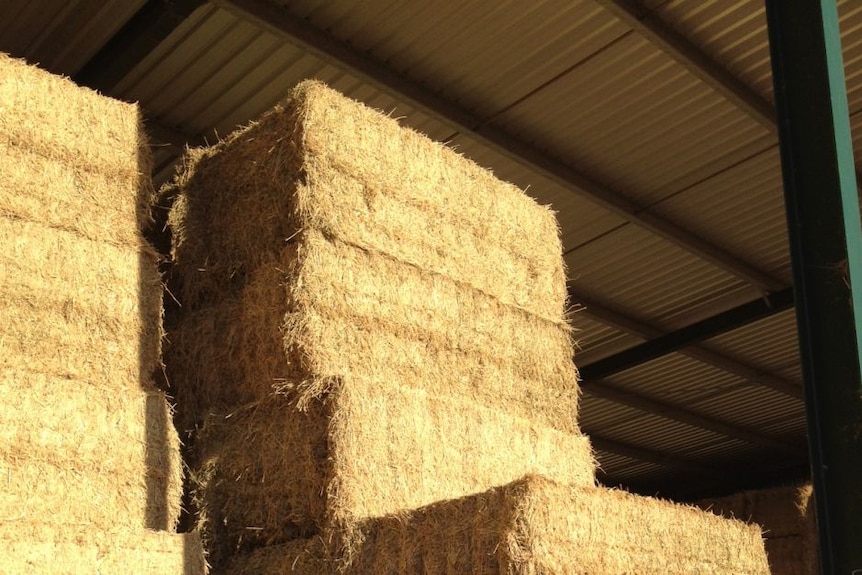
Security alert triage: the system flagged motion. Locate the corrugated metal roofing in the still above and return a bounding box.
[495,37,773,205]
[564,222,750,325]
[277,0,630,118]
[705,309,803,384]
[599,352,754,405]
[3,0,854,498]
[646,146,791,284]
[0,0,145,76]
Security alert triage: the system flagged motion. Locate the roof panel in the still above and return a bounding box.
[0,0,145,76]
[704,309,803,385]
[564,222,753,326]
[579,394,650,431]
[570,314,644,365]
[651,0,862,114]
[599,411,732,456]
[647,146,791,282]
[489,32,772,206]
[277,0,630,117]
[652,0,772,103]
[117,6,460,143]
[687,384,805,435]
[599,352,751,405]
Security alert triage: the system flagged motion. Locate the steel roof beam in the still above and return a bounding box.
[74,0,206,93]
[213,0,783,293]
[585,382,801,454]
[579,288,794,381]
[571,288,803,399]
[593,0,777,133]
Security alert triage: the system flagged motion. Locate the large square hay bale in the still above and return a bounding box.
[695,484,817,575]
[224,475,771,575]
[0,53,152,245]
[167,80,578,423]
[192,393,594,563]
[0,53,162,384]
[0,369,183,531]
[168,81,586,567]
[0,218,162,385]
[169,80,567,317]
[168,233,578,428]
[2,525,208,575]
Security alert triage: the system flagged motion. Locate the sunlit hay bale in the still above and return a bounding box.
[169,80,566,319]
[695,483,818,575]
[0,218,162,386]
[224,475,771,575]
[0,55,182,534]
[0,53,152,246]
[0,369,184,531]
[192,394,595,564]
[0,53,162,391]
[1,525,208,575]
[167,235,578,432]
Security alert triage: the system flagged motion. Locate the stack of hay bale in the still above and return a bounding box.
[0,54,206,574]
[166,81,770,574]
[696,483,818,574]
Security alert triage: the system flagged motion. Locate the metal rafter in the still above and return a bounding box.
[74,0,207,92]
[572,288,803,399]
[586,382,800,454]
[212,0,783,293]
[593,0,776,133]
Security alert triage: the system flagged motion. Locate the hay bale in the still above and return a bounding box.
[695,483,818,575]
[0,218,163,385]
[2,525,208,575]
[0,369,183,530]
[192,393,595,564]
[0,53,152,245]
[168,234,577,430]
[223,475,770,575]
[169,80,566,318]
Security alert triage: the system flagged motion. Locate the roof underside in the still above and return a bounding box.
[4,0,859,500]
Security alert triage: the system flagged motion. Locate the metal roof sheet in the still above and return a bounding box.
[688,384,804,432]
[276,0,630,118]
[646,145,791,282]
[0,0,145,76]
[599,351,752,405]
[704,309,803,385]
[489,31,773,207]
[564,222,750,326]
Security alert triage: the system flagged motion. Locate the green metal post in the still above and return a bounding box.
[765,1,862,572]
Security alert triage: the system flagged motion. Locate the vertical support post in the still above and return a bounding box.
[765,1,862,573]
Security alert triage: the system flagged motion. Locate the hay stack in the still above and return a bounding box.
[223,474,771,575]
[696,484,818,574]
[167,81,591,563]
[0,53,197,569]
